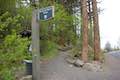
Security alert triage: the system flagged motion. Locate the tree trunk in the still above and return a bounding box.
[92,0,101,61]
[88,0,94,48]
[81,0,88,62]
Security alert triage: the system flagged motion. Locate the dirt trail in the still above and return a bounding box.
[40,51,120,80]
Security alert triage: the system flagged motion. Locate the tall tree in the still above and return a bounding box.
[88,0,94,48]
[92,0,101,61]
[81,0,88,62]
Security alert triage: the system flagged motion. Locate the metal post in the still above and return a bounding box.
[31,0,40,80]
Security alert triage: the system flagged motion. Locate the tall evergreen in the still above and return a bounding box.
[81,0,89,62]
[92,0,101,61]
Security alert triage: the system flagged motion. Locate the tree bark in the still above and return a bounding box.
[92,0,101,61]
[81,0,88,62]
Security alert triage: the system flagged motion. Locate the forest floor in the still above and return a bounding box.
[39,51,120,80]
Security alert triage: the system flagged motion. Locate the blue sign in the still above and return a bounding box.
[38,6,54,20]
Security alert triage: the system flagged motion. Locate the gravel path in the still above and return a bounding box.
[40,51,120,80]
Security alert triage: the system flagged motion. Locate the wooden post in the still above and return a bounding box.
[32,0,40,80]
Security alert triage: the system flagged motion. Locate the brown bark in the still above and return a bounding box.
[81,0,89,62]
[92,0,101,61]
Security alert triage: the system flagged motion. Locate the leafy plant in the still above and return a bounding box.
[0,68,14,80]
[0,12,24,40]
[0,30,30,79]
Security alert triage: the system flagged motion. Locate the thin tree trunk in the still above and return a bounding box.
[92,0,101,61]
[88,0,94,48]
[81,0,88,62]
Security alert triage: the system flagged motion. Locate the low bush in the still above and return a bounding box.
[0,31,30,80]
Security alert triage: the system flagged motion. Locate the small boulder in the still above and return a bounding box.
[74,59,84,67]
[69,64,74,68]
[83,63,93,71]
[66,57,76,64]
[20,75,32,80]
[83,62,103,72]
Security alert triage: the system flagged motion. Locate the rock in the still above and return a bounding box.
[83,63,93,71]
[20,75,32,80]
[74,59,84,67]
[65,57,76,64]
[92,61,103,71]
[69,64,74,68]
[83,62,103,72]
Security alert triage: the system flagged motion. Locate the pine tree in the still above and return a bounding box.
[92,0,101,61]
[81,0,89,62]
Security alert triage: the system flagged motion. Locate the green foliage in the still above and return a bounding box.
[0,68,14,80]
[17,6,32,29]
[0,31,30,66]
[53,4,77,45]
[0,31,30,80]
[0,12,24,39]
[39,0,53,8]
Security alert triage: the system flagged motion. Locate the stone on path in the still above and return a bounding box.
[74,59,84,67]
[83,61,103,72]
[20,75,32,80]
[69,64,74,68]
[65,57,76,64]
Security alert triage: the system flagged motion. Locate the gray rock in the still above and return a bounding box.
[83,62,103,72]
[66,57,76,64]
[74,59,84,67]
[69,64,74,68]
[83,63,93,71]
[20,75,32,80]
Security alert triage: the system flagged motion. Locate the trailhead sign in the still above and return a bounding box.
[38,6,54,20]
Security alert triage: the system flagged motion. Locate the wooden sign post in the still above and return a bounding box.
[31,0,40,80]
[31,0,54,80]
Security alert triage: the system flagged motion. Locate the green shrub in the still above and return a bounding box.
[0,68,14,80]
[0,12,24,40]
[0,31,30,79]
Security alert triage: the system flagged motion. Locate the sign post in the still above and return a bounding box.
[31,1,54,79]
[31,0,40,80]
